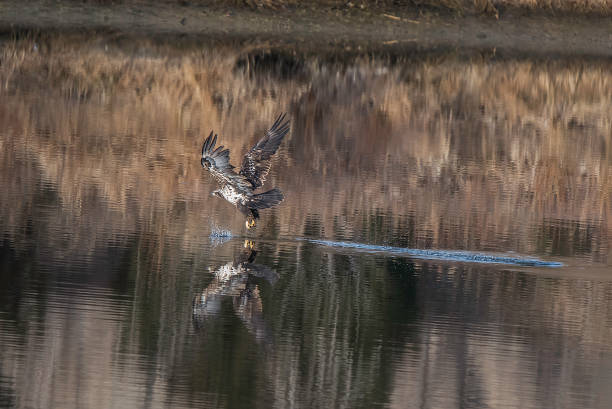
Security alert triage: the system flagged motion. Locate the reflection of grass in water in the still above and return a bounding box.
[1,35,611,407]
[0,34,610,263]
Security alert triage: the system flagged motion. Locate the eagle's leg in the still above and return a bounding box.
[237,203,255,229]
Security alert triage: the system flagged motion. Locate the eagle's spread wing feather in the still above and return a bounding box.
[239,113,290,189]
[201,131,252,191]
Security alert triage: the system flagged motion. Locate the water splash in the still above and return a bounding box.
[299,238,563,267]
[209,226,233,246]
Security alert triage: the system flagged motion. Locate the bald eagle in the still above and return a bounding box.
[201,113,290,229]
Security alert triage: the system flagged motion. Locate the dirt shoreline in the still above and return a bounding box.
[1,1,612,57]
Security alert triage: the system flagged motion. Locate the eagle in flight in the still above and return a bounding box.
[201,113,290,229]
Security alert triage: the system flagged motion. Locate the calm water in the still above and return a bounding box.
[1,34,611,409]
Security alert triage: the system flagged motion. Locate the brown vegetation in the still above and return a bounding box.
[76,0,612,16]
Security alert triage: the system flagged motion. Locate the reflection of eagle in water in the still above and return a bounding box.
[201,113,290,229]
[193,243,278,342]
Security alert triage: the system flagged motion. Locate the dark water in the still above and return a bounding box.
[1,34,611,408]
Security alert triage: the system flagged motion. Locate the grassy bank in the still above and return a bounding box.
[75,0,612,16]
[4,2,612,60]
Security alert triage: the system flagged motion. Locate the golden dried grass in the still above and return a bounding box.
[121,0,612,15]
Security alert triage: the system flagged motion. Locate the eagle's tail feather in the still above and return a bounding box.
[247,188,284,210]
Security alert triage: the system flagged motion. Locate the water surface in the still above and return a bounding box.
[0,33,611,409]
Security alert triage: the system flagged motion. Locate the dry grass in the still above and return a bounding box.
[85,0,612,15]
[494,0,612,14]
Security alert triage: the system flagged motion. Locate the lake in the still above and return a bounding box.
[1,33,611,409]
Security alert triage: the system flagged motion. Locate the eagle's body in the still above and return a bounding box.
[216,184,242,207]
[201,113,290,229]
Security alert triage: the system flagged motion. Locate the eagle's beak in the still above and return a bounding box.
[245,219,256,229]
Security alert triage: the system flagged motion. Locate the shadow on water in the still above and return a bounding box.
[1,31,612,408]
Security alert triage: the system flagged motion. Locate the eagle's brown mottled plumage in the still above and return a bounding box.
[201,113,290,229]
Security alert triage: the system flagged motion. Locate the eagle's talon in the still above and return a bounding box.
[243,239,255,249]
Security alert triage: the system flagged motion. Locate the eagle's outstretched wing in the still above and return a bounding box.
[239,113,290,189]
[201,131,252,191]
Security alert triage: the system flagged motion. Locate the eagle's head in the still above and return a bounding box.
[201,158,213,169]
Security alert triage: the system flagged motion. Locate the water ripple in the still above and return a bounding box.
[300,238,563,267]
